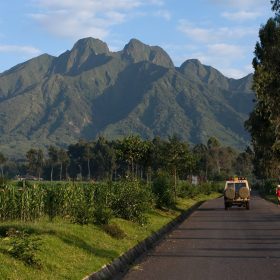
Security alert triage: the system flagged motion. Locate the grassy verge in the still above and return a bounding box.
[261,193,279,205]
[0,192,219,280]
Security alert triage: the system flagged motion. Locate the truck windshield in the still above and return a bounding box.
[234,183,246,191]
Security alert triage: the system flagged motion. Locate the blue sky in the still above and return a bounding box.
[0,0,273,78]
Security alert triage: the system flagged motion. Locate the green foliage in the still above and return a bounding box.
[246,2,280,179]
[0,181,152,225]
[102,224,126,239]
[256,179,278,195]
[26,149,44,179]
[152,172,175,208]
[67,184,94,225]
[93,206,113,225]
[6,228,42,267]
[178,181,223,198]
[110,181,151,224]
[0,176,8,186]
[178,181,200,198]
[0,184,45,222]
[0,192,220,280]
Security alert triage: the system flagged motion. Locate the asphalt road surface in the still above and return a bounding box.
[122,194,280,280]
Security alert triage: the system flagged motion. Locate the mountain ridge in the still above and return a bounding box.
[0,37,254,158]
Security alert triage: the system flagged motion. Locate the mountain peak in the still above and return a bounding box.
[72,37,109,55]
[53,37,111,74]
[179,59,230,88]
[122,39,174,68]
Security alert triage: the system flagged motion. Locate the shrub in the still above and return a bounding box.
[7,229,42,267]
[94,205,113,225]
[178,181,223,198]
[258,180,278,195]
[178,181,197,198]
[67,184,94,225]
[0,176,8,186]
[102,224,126,239]
[152,173,175,208]
[110,181,151,224]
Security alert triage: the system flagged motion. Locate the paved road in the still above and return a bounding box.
[122,194,280,280]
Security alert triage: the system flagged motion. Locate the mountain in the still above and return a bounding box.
[0,37,254,158]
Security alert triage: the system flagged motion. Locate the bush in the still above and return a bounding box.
[152,173,175,208]
[258,180,278,195]
[102,224,126,239]
[94,205,113,225]
[68,184,94,225]
[178,181,199,198]
[110,181,151,224]
[0,176,8,186]
[6,229,42,267]
[178,181,223,198]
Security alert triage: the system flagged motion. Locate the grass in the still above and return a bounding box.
[261,194,279,205]
[0,192,220,280]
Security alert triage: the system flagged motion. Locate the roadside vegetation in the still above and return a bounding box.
[1,135,253,184]
[0,179,221,280]
[0,133,252,279]
[245,1,280,180]
[254,180,279,204]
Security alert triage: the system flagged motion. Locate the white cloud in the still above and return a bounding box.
[149,0,164,6]
[0,44,41,56]
[178,21,213,43]
[208,0,268,10]
[222,11,261,21]
[219,67,249,79]
[158,41,251,78]
[170,43,250,78]
[207,43,245,58]
[154,9,171,20]
[178,20,256,43]
[30,0,166,39]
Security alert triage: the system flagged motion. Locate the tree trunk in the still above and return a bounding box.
[50,166,53,182]
[174,168,177,200]
[60,163,63,181]
[216,159,220,174]
[0,165,3,186]
[131,158,134,179]
[87,159,91,180]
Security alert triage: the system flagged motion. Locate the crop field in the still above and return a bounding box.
[0,179,222,279]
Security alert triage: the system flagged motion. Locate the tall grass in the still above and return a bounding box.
[0,179,221,224]
[0,181,152,224]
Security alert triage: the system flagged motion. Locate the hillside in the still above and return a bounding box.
[0,37,254,158]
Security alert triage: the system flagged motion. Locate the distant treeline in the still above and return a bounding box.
[0,135,253,182]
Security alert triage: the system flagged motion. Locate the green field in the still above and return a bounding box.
[0,192,220,280]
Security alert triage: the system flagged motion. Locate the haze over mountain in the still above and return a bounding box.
[0,37,254,158]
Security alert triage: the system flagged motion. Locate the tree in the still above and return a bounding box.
[67,141,84,180]
[193,144,208,178]
[234,147,254,178]
[165,135,192,199]
[272,0,280,16]
[57,148,69,181]
[246,2,280,178]
[48,146,59,182]
[117,136,147,179]
[206,137,222,178]
[82,142,94,180]
[26,149,44,179]
[92,137,116,180]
